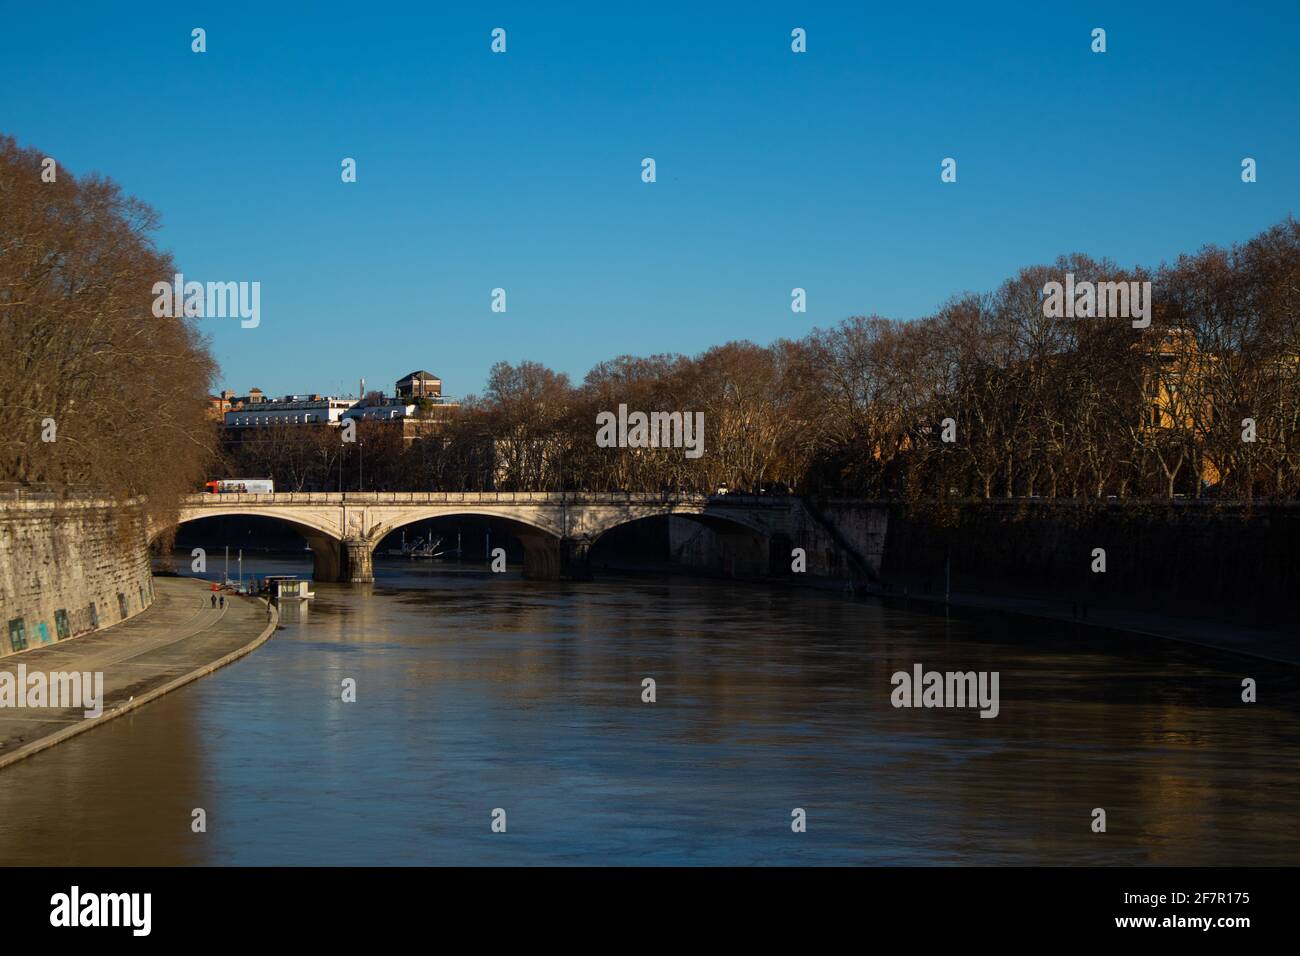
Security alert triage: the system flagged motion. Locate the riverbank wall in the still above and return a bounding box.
[652,498,1293,628]
[0,492,154,659]
[875,500,1296,628]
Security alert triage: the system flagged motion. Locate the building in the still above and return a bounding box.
[225,395,356,428]
[217,372,458,433]
[207,388,255,421]
[341,397,417,423]
[1137,328,1225,488]
[207,393,235,421]
[1140,329,1213,433]
[396,370,442,402]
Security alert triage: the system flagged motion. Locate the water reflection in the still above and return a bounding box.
[0,553,1296,865]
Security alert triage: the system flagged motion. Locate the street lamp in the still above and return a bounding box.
[558,441,566,537]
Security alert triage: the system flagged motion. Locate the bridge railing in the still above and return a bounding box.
[178,491,763,506]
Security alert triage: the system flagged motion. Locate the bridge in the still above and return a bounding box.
[161,491,872,583]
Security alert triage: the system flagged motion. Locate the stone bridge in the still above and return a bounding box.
[156,492,879,583]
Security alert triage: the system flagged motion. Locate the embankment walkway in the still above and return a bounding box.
[0,576,276,769]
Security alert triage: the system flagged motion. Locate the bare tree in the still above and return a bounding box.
[1,135,216,526]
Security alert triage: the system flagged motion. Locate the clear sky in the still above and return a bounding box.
[3,1,1297,399]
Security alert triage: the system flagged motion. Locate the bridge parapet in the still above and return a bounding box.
[179,491,728,507]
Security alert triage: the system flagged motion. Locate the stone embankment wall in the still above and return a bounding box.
[0,494,154,658]
[663,497,1290,625]
[878,500,1297,626]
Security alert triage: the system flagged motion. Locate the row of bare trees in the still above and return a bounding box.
[308,217,1293,501]
[13,128,1288,506]
[0,136,216,528]
[220,209,1300,501]
[223,219,1300,501]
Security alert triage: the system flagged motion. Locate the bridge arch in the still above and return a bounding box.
[587,509,770,545]
[586,509,773,577]
[366,508,565,580]
[578,500,771,542]
[164,506,342,541]
[365,507,563,547]
[157,509,346,582]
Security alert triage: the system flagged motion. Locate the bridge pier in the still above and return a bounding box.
[514,534,592,580]
[343,538,374,583]
[306,535,343,583]
[561,538,593,581]
[516,532,561,580]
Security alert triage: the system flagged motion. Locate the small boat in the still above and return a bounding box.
[383,530,442,558]
[407,536,444,559]
[384,531,464,560]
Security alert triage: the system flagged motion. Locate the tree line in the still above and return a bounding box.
[6,131,1295,508]
[224,216,1300,502]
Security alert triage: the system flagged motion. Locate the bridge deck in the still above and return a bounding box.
[180,491,772,505]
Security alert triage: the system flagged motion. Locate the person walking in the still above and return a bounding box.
[219,595,225,609]
[211,593,216,609]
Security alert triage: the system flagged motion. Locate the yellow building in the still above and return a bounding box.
[1138,328,1220,487]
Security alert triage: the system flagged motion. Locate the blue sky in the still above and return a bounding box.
[3,1,1297,398]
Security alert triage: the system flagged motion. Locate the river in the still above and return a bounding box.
[1,553,1297,865]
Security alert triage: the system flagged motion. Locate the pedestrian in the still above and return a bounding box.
[219,595,225,609]
[210,594,216,608]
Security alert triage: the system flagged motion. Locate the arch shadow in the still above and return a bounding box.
[589,512,772,576]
